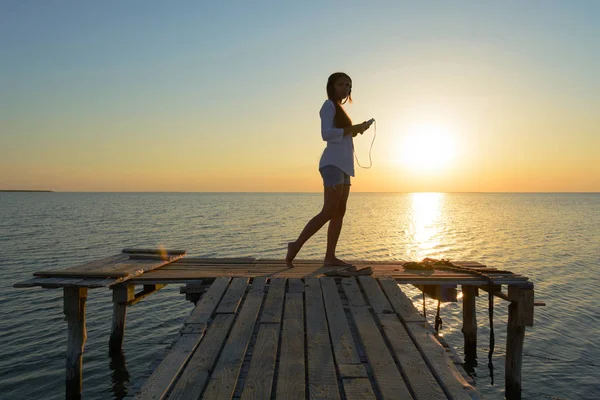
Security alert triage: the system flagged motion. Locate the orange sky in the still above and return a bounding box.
[2,3,599,192]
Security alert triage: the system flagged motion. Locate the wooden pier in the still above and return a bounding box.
[14,248,536,399]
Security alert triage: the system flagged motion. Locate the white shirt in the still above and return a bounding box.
[318,99,355,176]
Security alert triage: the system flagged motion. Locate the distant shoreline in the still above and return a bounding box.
[0,190,53,192]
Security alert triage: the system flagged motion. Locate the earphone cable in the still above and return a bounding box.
[354,120,376,169]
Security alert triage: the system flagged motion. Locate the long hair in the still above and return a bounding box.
[326,72,353,129]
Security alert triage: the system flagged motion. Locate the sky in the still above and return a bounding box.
[1,1,599,192]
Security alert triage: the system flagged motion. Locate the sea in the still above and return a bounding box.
[0,192,598,399]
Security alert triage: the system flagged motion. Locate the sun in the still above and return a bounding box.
[400,123,457,171]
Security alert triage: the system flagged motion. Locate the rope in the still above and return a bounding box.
[488,290,495,384]
[435,299,443,333]
[402,257,518,285]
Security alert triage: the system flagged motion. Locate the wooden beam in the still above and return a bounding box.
[461,285,477,363]
[414,284,457,302]
[64,287,88,400]
[127,284,167,306]
[505,286,534,400]
[109,284,135,356]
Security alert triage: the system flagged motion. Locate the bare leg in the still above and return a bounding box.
[286,186,342,265]
[325,184,350,265]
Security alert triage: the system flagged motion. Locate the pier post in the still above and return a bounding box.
[505,285,534,400]
[109,284,135,356]
[461,285,478,363]
[64,287,88,400]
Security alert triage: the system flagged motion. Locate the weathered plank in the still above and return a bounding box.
[34,252,185,278]
[130,268,529,285]
[260,278,286,323]
[122,248,187,255]
[338,364,368,378]
[240,324,280,400]
[202,278,265,399]
[42,254,127,275]
[305,277,339,400]
[343,378,377,400]
[172,257,255,264]
[276,293,305,400]
[186,277,231,324]
[378,277,425,322]
[288,278,304,293]
[320,277,361,364]
[215,277,249,314]
[358,276,394,314]
[349,306,412,399]
[135,326,207,399]
[168,314,235,400]
[378,314,446,400]
[404,320,475,400]
[342,278,367,306]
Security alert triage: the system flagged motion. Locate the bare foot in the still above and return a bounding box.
[286,242,301,267]
[324,257,355,269]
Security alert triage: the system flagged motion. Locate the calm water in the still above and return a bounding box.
[1,192,599,399]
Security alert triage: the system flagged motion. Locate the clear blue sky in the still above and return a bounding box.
[2,1,599,191]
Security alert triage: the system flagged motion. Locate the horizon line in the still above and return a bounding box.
[2,190,599,194]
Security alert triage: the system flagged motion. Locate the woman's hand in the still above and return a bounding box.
[358,120,373,135]
[347,121,373,137]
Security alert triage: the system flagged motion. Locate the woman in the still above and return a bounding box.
[286,72,373,267]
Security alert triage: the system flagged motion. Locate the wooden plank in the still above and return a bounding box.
[202,278,265,399]
[260,278,286,323]
[15,277,99,289]
[135,325,207,399]
[122,247,187,255]
[240,324,280,400]
[378,314,446,400]
[276,293,305,400]
[342,278,367,306]
[378,277,425,322]
[343,378,377,400]
[358,276,394,314]
[403,320,475,400]
[168,314,235,400]
[287,278,304,293]
[14,277,118,288]
[172,257,256,264]
[349,306,412,399]
[186,277,231,324]
[34,252,185,278]
[320,277,361,364]
[215,277,249,314]
[162,263,257,270]
[131,267,528,283]
[40,277,86,288]
[338,364,368,378]
[305,277,339,400]
[39,253,127,275]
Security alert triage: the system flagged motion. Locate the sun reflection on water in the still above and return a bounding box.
[407,192,445,260]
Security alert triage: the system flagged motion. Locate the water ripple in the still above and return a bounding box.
[1,192,599,399]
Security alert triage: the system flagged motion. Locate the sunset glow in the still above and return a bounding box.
[1,2,598,192]
[400,123,458,171]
